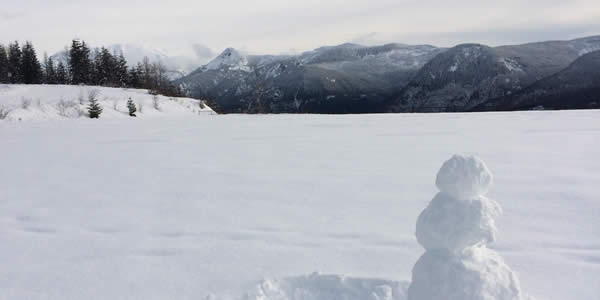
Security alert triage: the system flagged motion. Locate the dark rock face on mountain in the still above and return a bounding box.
[176,44,443,113]
[387,44,529,112]
[474,51,600,111]
[387,36,600,112]
[177,36,600,114]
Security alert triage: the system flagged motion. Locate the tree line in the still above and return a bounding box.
[0,39,183,97]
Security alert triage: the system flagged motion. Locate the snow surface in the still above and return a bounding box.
[0,109,599,300]
[0,84,214,121]
[500,58,524,73]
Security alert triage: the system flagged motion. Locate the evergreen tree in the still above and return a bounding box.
[116,53,128,87]
[135,62,144,89]
[91,48,102,85]
[0,44,8,83]
[81,41,92,83]
[127,97,137,117]
[128,65,140,87]
[7,41,22,83]
[87,96,103,118]
[98,47,116,86]
[20,41,42,84]
[69,39,92,84]
[45,56,57,84]
[42,52,50,83]
[56,61,68,84]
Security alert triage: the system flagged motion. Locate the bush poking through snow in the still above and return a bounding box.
[152,94,161,111]
[78,90,86,105]
[21,97,32,109]
[127,97,137,117]
[199,100,206,109]
[137,101,144,113]
[87,90,103,119]
[0,106,12,119]
[56,98,79,117]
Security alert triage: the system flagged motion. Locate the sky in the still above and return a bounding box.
[1,0,600,64]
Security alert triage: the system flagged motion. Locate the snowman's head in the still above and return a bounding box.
[436,155,493,200]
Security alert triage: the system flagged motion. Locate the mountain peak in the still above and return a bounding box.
[205,48,250,72]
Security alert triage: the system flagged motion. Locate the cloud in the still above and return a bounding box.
[0,12,24,20]
[191,44,215,60]
[1,0,599,56]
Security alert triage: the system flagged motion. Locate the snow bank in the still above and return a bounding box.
[242,273,409,300]
[0,84,214,121]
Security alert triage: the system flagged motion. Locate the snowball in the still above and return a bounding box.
[408,247,523,300]
[436,155,493,199]
[416,193,502,252]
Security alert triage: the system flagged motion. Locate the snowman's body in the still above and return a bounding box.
[407,155,523,300]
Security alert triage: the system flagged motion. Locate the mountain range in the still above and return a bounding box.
[175,36,600,113]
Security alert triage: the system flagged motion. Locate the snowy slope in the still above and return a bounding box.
[0,111,599,300]
[0,84,214,121]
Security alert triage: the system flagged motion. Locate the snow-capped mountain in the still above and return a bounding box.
[387,36,600,112]
[387,43,530,112]
[474,50,600,111]
[176,43,443,113]
[177,36,600,114]
[203,48,251,72]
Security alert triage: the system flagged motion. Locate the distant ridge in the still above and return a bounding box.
[175,35,600,114]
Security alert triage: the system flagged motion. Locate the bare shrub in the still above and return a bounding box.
[152,95,161,111]
[21,97,32,109]
[78,90,86,105]
[199,100,206,109]
[56,98,79,117]
[0,106,12,119]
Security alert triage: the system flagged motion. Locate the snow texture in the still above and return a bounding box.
[409,247,522,300]
[416,193,502,252]
[409,155,523,300]
[435,155,493,200]
[242,273,408,300]
[1,107,599,300]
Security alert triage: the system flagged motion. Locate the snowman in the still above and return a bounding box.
[407,155,524,300]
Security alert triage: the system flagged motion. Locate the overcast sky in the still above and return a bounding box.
[1,0,600,63]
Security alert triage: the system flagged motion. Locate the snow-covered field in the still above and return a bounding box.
[0,85,214,121]
[0,106,599,300]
